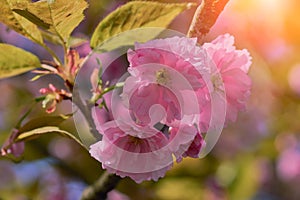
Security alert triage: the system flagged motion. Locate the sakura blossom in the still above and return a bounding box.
[89,120,173,183]
[203,34,252,123]
[89,34,252,183]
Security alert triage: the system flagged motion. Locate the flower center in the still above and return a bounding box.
[129,135,142,145]
[156,68,170,85]
[211,74,224,93]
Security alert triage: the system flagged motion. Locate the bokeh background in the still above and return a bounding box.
[1,0,300,199]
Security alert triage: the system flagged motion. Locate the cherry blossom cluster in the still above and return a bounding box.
[89,34,252,183]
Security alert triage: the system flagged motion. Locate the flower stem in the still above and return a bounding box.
[81,171,121,200]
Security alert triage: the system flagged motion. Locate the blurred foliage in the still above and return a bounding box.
[0,0,300,200]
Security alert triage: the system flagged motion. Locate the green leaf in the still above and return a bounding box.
[90,1,195,49]
[0,43,41,79]
[19,114,72,133]
[12,8,51,30]
[0,114,82,159]
[15,126,85,149]
[40,30,88,47]
[40,30,62,45]
[94,27,168,53]
[12,0,88,44]
[0,0,43,44]
[68,36,88,48]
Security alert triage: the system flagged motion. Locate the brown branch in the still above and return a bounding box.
[81,171,122,200]
[72,87,121,199]
[187,0,230,43]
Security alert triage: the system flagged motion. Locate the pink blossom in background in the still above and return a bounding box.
[277,146,300,181]
[90,34,252,183]
[107,190,130,200]
[288,64,300,95]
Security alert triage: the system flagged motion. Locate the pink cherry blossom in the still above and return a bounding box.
[127,37,209,90]
[91,92,113,127]
[125,38,210,128]
[90,34,252,183]
[168,125,204,162]
[125,37,222,133]
[203,34,252,123]
[89,120,173,183]
[182,132,205,158]
[127,83,181,126]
